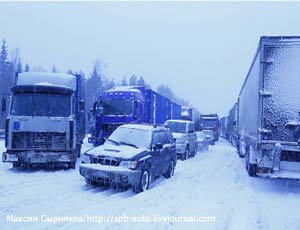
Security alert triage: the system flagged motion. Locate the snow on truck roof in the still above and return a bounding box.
[107,86,141,93]
[17,72,77,91]
[165,119,193,124]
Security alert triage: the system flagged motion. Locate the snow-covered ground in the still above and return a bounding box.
[1,138,300,230]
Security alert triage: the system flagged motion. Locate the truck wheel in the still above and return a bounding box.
[238,143,245,158]
[77,144,82,158]
[246,150,257,177]
[68,162,76,169]
[192,144,198,157]
[134,170,150,193]
[12,163,21,168]
[181,146,189,161]
[163,160,175,178]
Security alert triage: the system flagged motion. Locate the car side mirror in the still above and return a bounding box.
[153,143,163,151]
[188,130,194,134]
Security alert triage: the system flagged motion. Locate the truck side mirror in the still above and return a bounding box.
[153,143,163,151]
[2,97,6,113]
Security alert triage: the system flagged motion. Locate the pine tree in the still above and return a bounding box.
[129,74,137,86]
[52,66,59,73]
[0,39,8,67]
[0,39,14,128]
[121,76,127,86]
[25,63,30,72]
[16,59,22,73]
[137,76,146,86]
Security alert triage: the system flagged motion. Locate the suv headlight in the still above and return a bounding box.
[82,154,92,163]
[119,160,138,170]
[176,138,185,144]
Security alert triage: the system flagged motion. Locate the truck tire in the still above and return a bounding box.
[163,160,175,178]
[191,145,197,157]
[76,144,82,158]
[13,162,21,168]
[246,149,257,177]
[181,146,189,161]
[134,170,150,193]
[68,161,76,169]
[238,143,245,158]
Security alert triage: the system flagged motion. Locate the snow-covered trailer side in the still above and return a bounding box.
[238,36,300,178]
[2,72,85,169]
[226,103,238,146]
[220,116,226,138]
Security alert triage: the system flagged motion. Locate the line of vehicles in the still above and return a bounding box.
[5,36,300,190]
[221,36,300,179]
[0,71,219,193]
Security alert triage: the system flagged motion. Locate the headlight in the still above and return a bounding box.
[82,154,91,163]
[176,138,185,144]
[119,160,138,169]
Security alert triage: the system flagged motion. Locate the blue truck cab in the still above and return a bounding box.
[89,86,181,146]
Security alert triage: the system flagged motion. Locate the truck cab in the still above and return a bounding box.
[2,72,85,169]
[90,86,145,146]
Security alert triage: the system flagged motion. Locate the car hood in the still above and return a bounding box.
[172,132,186,139]
[86,144,147,159]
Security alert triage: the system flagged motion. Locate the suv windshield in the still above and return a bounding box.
[165,122,187,134]
[99,99,133,116]
[11,93,71,117]
[107,126,152,149]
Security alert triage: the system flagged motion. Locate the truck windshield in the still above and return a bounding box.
[165,122,187,134]
[99,99,133,116]
[201,119,218,127]
[11,93,71,117]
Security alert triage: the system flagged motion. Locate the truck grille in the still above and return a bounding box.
[281,151,300,162]
[91,157,119,166]
[12,132,67,150]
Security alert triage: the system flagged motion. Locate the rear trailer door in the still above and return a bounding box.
[262,38,300,143]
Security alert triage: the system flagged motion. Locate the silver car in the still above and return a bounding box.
[164,120,197,160]
[195,131,209,152]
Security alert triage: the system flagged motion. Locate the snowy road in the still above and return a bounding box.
[1,138,300,230]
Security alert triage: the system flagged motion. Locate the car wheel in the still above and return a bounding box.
[134,170,150,193]
[163,160,175,178]
[181,146,189,161]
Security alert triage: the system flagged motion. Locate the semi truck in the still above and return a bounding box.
[200,113,220,141]
[181,106,201,130]
[2,72,85,169]
[238,36,300,178]
[219,116,227,138]
[89,86,181,146]
[226,103,238,146]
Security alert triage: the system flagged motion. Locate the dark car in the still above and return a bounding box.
[79,124,177,193]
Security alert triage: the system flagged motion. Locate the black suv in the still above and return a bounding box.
[79,124,177,193]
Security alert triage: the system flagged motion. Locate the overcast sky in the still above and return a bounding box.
[1,1,300,116]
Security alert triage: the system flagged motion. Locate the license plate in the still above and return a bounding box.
[31,154,47,163]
